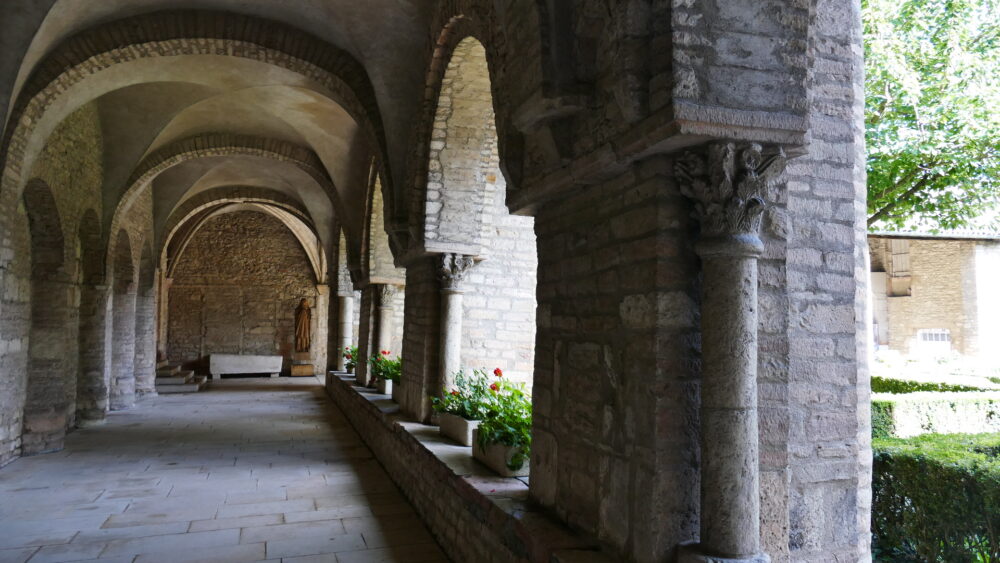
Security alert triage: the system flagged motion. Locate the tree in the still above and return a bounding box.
[864,0,1000,230]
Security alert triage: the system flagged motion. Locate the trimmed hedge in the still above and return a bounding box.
[872,393,1000,439]
[874,433,1000,562]
[872,376,989,394]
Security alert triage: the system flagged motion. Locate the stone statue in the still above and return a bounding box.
[295,298,311,353]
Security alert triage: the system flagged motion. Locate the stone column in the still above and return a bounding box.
[77,283,110,425]
[110,285,137,411]
[375,284,399,355]
[438,254,476,390]
[314,284,329,375]
[336,294,355,371]
[676,142,784,563]
[156,274,172,360]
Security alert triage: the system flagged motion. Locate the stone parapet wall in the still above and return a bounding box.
[324,372,612,563]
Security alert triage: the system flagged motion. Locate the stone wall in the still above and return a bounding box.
[783,2,870,559]
[0,103,104,464]
[530,159,701,563]
[167,211,320,372]
[870,238,978,356]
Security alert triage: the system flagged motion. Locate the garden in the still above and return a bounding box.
[871,370,1000,561]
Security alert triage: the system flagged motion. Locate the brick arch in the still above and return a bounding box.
[106,134,337,280]
[23,179,66,280]
[0,10,390,262]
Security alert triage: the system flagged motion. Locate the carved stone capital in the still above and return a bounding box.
[377,284,400,307]
[438,253,477,293]
[674,142,785,241]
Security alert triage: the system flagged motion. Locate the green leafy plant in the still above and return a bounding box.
[430,369,494,421]
[873,433,1000,561]
[369,350,402,383]
[476,374,532,471]
[872,376,988,394]
[343,346,359,372]
[864,0,1000,230]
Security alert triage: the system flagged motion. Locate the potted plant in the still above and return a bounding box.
[431,368,496,446]
[343,346,358,374]
[369,351,400,395]
[473,374,531,477]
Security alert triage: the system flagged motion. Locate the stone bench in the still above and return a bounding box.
[209,354,283,379]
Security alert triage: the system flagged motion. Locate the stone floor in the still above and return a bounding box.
[0,377,448,563]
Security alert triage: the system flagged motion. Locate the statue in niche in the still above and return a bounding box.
[294,298,312,353]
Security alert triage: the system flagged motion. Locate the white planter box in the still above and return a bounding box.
[377,378,392,395]
[439,413,480,446]
[471,429,529,477]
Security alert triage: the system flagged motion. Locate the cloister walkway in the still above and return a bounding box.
[0,378,446,563]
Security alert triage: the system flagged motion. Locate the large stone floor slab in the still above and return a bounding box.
[0,377,447,563]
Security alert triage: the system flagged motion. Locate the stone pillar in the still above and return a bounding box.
[110,285,137,411]
[134,280,157,397]
[156,274,172,360]
[314,284,329,375]
[336,294,355,371]
[376,284,399,355]
[77,283,110,425]
[438,254,476,390]
[676,142,785,563]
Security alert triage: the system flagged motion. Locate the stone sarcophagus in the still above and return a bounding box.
[209,354,283,379]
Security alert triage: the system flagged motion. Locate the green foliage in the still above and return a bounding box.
[872,376,989,394]
[873,433,1000,561]
[476,377,532,471]
[368,352,402,384]
[343,346,359,372]
[990,377,1000,386]
[864,0,1000,229]
[873,400,897,439]
[430,369,495,421]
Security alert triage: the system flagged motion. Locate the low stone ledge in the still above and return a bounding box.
[325,372,615,563]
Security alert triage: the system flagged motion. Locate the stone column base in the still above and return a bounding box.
[678,546,770,563]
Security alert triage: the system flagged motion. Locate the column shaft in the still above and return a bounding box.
[337,295,354,371]
[438,290,463,389]
[698,243,762,559]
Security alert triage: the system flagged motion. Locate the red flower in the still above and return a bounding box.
[381,350,390,355]
[345,354,352,360]
[450,390,460,396]
[493,368,503,378]
[489,383,500,392]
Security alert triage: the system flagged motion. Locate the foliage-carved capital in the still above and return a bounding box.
[438,253,477,293]
[674,142,786,238]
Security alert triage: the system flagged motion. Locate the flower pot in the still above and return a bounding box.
[439,413,480,446]
[471,429,529,477]
[377,378,392,395]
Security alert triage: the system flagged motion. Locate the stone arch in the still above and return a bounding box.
[405,12,534,247]
[110,134,340,272]
[133,242,156,396]
[159,184,312,259]
[109,229,137,411]
[75,208,108,424]
[21,179,74,454]
[164,199,326,284]
[0,11,389,205]
[426,35,538,383]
